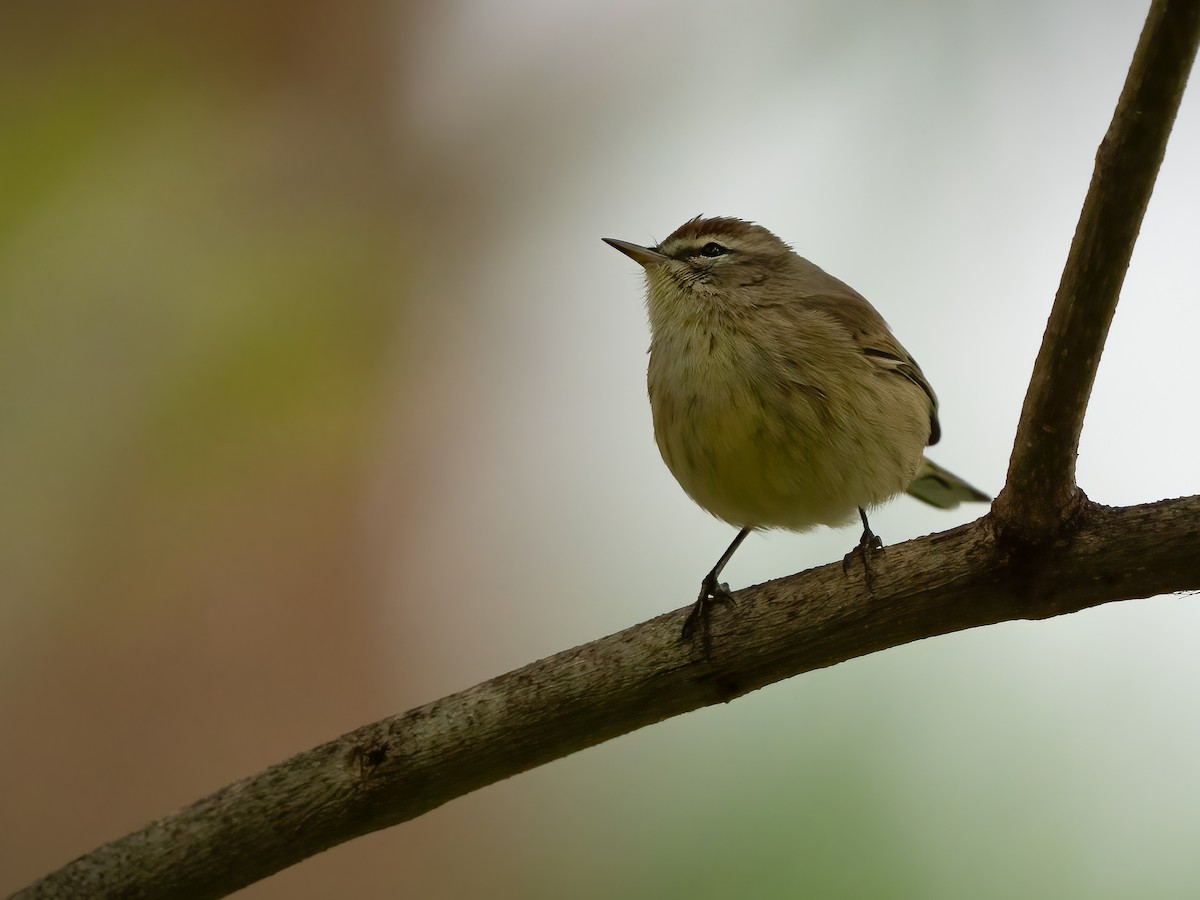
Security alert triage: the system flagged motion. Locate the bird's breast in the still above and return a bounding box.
[645,322,926,530]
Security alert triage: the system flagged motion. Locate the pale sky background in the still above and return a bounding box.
[2,1,1198,898]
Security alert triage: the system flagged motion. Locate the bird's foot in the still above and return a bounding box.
[681,575,737,657]
[842,513,885,591]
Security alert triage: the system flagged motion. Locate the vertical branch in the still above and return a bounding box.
[994,0,1200,538]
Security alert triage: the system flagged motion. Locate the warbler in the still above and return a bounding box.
[604,216,988,645]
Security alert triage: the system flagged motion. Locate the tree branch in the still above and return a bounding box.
[15,497,1200,900]
[994,0,1200,537]
[14,1,1200,897]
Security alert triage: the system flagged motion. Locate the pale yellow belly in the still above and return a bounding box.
[649,360,926,531]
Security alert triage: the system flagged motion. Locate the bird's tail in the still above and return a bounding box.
[906,457,990,510]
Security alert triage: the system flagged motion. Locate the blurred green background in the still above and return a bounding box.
[2,1,1199,897]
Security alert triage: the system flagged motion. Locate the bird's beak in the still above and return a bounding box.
[603,237,668,268]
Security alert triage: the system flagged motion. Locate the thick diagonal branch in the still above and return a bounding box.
[15,497,1200,900]
[994,0,1200,537]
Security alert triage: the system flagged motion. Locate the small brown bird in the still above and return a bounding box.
[604,217,988,646]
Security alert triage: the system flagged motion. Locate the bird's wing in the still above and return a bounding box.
[800,290,942,446]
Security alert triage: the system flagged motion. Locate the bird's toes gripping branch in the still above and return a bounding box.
[681,576,737,657]
[842,506,885,590]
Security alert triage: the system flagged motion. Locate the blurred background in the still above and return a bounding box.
[2,0,1198,897]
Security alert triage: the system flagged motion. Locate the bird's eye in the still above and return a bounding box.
[698,242,728,258]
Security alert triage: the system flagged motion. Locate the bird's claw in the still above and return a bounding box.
[843,526,885,590]
[681,578,737,656]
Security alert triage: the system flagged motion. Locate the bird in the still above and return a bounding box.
[603,216,988,648]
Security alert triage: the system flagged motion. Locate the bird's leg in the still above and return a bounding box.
[682,527,751,655]
[842,506,885,590]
